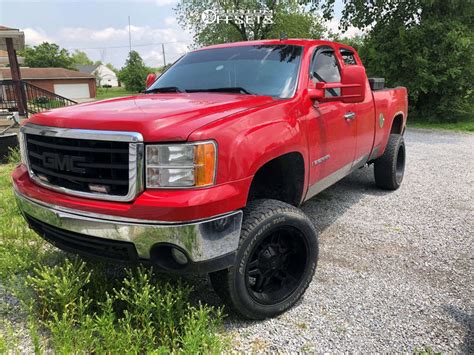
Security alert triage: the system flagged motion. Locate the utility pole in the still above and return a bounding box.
[162,43,166,67]
[128,16,132,55]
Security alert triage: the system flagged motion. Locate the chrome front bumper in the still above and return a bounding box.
[14,190,243,267]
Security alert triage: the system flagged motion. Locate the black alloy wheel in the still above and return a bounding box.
[209,199,318,320]
[245,226,307,305]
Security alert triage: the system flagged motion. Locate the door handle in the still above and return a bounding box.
[344,112,356,120]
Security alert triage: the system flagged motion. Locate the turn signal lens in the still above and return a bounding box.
[195,143,216,187]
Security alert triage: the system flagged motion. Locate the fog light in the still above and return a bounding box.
[171,248,189,265]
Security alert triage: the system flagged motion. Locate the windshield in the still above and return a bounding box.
[147,45,303,99]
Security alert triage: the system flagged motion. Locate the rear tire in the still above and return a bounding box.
[209,199,318,320]
[374,133,406,190]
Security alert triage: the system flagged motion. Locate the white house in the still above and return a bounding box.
[76,64,119,87]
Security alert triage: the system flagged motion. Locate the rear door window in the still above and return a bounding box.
[339,48,357,65]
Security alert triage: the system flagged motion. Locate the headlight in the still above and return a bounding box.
[146,141,217,188]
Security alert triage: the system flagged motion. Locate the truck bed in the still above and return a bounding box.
[371,86,408,159]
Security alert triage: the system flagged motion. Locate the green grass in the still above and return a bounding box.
[0,154,225,353]
[409,120,474,132]
[96,87,137,100]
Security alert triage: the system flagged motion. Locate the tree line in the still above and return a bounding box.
[18,0,473,122]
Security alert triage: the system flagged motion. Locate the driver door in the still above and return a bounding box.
[305,46,357,198]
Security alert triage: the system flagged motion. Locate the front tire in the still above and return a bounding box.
[374,133,406,190]
[210,199,318,320]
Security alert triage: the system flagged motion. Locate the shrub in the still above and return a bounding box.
[32,96,49,105]
[24,261,224,353]
[0,164,225,353]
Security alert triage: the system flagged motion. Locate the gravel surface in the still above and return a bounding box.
[200,128,474,352]
[2,128,473,352]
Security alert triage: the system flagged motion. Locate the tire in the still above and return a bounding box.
[209,199,318,320]
[374,133,406,190]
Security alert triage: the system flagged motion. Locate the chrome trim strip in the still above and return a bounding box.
[20,123,144,202]
[306,161,352,200]
[15,190,243,261]
[20,123,143,142]
[352,153,369,170]
[305,153,369,200]
[368,146,380,161]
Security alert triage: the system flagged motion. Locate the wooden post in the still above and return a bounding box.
[6,37,27,116]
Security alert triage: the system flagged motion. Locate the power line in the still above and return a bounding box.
[68,40,192,51]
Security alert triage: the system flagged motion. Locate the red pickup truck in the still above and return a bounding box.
[12,39,407,319]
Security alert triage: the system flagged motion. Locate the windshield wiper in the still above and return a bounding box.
[144,86,186,94]
[187,87,255,95]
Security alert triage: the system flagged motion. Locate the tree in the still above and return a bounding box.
[118,51,151,92]
[105,63,118,74]
[175,0,324,46]
[19,42,75,69]
[71,50,93,65]
[322,0,474,122]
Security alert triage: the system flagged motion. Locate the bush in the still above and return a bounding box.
[23,260,224,353]
[7,147,20,165]
[32,96,49,105]
[0,164,225,353]
[354,2,473,122]
[118,51,152,93]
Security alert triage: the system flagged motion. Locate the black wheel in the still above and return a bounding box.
[374,133,406,190]
[209,199,318,320]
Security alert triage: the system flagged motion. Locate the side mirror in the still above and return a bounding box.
[340,65,367,103]
[146,73,157,89]
[308,65,367,103]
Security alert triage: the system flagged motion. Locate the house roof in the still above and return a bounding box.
[75,64,99,74]
[0,26,17,31]
[0,67,95,80]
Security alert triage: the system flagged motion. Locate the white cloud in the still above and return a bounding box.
[323,19,365,39]
[59,25,191,45]
[164,16,177,26]
[58,25,192,67]
[155,0,178,7]
[22,28,54,45]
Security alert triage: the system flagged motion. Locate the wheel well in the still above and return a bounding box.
[247,152,305,206]
[391,114,404,134]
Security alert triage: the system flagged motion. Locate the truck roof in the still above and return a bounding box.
[198,38,353,51]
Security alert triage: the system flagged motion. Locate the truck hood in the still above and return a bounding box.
[28,93,276,141]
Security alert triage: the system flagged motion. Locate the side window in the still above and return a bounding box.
[340,49,357,65]
[311,48,341,96]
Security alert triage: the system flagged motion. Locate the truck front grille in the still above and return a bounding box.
[21,124,143,202]
[26,134,130,196]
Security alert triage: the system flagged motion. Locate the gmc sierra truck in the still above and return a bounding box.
[12,39,407,319]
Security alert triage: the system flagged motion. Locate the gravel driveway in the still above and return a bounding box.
[3,128,473,352]
[208,128,473,352]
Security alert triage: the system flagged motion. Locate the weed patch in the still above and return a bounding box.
[0,163,225,353]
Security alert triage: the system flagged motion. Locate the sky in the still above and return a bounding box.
[0,0,360,69]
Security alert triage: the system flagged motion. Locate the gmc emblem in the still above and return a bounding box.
[42,152,86,174]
